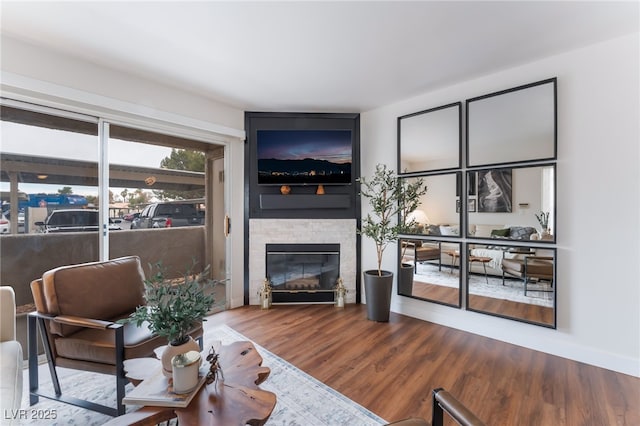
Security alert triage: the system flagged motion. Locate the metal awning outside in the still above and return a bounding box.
[1,153,205,191]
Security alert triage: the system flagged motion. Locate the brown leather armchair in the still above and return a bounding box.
[28,256,203,417]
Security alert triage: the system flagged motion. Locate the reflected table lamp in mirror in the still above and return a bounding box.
[407,209,430,234]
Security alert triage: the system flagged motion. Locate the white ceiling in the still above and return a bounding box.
[1,1,638,112]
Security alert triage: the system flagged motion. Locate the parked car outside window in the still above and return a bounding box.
[35,209,122,233]
[131,203,204,229]
[123,212,140,221]
[0,212,9,234]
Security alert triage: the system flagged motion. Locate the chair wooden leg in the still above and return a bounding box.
[38,318,61,395]
[115,325,126,416]
[27,313,39,406]
[28,314,63,406]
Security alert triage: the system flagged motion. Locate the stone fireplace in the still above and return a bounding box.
[249,219,357,305]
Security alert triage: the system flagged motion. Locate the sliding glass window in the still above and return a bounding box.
[1,103,100,308]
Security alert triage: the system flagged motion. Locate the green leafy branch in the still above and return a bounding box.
[120,261,218,345]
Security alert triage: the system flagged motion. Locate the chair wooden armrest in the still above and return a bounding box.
[432,388,486,426]
[54,315,120,330]
[29,311,120,330]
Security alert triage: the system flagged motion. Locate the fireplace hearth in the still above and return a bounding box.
[266,243,339,303]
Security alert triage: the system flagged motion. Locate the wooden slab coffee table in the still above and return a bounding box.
[103,341,276,426]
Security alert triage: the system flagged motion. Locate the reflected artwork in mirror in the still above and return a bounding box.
[467,78,556,167]
[398,102,461,173]
[466,244,556,327]
[399,172,461,237]
[398,239,461,307]
[467,165,555,243]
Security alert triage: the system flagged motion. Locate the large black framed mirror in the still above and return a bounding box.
[467,164,556,243]
[466,244,556,327]
[397,172,462,308]
[467,78,556,167]
[398,102,461,174]
[398,239,461,308]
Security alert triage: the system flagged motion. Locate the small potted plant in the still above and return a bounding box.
[359,164,403,321]
[121,261,217,376]
[535,211,551,239]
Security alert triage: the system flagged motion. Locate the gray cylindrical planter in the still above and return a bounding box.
[398,263,414,296]
[363,270,393,322]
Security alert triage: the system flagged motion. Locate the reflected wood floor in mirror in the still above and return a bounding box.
[468,294,554,325]
[411,281,459,306]
[208,304,638,426]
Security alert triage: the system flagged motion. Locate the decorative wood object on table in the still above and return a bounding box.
[103,341,276,426]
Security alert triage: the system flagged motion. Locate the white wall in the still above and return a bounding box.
[1,36,243,131]
[361,33,639,377]
[1,36,248,310]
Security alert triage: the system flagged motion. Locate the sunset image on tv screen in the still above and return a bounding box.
[257,130,352,185]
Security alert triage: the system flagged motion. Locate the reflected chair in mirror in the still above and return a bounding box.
[402,240,442,269]
[28,256,204,417]
[501,255,554,295]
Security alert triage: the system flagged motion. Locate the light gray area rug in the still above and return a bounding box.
[415,262,553,307]
[14,325,386,426]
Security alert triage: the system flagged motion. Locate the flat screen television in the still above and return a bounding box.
[257,129,352,185]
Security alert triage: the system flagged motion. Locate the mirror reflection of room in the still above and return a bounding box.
[466,244,555,326]
[399,239,460,307]
[399,102,461,173]
[467,78,556,167]
[400,172,460,237]
[467,165,555,242]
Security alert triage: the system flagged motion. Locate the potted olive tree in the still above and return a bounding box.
[121,261,217,376]
[397,175,428,296]
[360,164,403,322]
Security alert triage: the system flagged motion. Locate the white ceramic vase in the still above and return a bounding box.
[540,228,552,240]
[161,336,200,377]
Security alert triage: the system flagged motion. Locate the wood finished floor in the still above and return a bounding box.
[208,304,639,426]
[410,280,553,325]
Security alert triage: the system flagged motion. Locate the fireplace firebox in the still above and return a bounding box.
[266,243,340,303]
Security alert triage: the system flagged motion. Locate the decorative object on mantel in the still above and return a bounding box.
[334,278,348,308]
[258,278,272,309]
[316,184,325,195]
[280,185,291,195]
[359,163,403,322]
[119,261,217,377]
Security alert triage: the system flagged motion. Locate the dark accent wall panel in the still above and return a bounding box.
[244,112,361,220]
